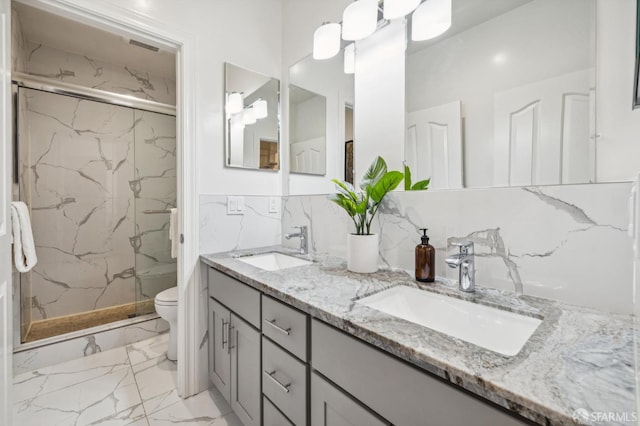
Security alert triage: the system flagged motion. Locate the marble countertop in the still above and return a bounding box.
[201,246,637,426]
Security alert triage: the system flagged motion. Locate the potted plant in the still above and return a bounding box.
[329,156,403,273]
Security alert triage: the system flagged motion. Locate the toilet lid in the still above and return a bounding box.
[156,286,178,303]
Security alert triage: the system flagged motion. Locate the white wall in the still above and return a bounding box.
[596,0,640,182]
[292,95,325,142]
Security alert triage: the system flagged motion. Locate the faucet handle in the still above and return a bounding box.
[451,240,474,253]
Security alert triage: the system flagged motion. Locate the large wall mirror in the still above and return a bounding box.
[225,63,280,171]
[288,53,354,194]
[406,0,596,190]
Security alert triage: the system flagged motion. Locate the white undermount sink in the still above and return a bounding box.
[237,252,312,271]
[356,286,541,356]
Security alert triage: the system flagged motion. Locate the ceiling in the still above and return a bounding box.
[13,2,176,80]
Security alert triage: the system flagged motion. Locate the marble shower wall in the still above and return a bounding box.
[18,87,176,326]
[23,41,175,105]
[11,7,28,73]
[282,182,634,315]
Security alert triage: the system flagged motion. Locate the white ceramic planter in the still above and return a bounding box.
[347,233,379,273]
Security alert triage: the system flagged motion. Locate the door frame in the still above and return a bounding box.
[15,0,203,397]
[1,0,13,422]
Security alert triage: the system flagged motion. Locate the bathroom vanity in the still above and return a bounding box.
[202,248,636,425]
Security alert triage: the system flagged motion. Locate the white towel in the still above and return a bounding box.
[169,208,178,259]
[11,201,38,272]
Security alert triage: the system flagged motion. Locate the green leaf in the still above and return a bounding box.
[360,156,387,191]
[369,171,403,203]
[404,163,412,191]
[328,193,357,217]
[332,179,359,201]
[411,178,430,191]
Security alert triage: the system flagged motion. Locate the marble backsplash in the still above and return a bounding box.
[199,195,282,254]
[279,182,634,315]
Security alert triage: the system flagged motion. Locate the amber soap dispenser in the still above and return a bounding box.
[415,228,435,282]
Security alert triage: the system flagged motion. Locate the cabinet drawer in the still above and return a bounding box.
[262,337,307,426]
[262,295,308,360]
[264,396,294,426]
[311,319,526,426]
[208,268,260,328]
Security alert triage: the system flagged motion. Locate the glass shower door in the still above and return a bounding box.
[132,109,177,315]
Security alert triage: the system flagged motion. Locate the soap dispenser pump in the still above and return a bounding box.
[415,228,435,282]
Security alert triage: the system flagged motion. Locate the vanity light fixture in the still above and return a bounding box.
[344,43,356,74]
[253,98,268,119]
[226,92,243,114]
[411,0,452,41]
[342,0,378,41]
[383,0,421,20]
[313,22,342,60]
[243,106,256,125]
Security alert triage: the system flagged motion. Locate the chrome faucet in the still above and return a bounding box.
[285,226,308,255]
[445,241,475,293]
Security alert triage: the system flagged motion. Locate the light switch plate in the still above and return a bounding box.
[227,196,245,215]
[268,197,279,213]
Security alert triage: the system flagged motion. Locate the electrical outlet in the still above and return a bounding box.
[269,197,279,213]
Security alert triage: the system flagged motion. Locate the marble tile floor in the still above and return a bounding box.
[12,333,241,425]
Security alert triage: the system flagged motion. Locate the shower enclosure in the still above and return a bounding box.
[15,83,176,343]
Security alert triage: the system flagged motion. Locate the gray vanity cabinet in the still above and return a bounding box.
[208,269,261,426]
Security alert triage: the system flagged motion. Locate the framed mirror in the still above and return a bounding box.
[224,63,280,171]
[406,0,596,190]
[289,84,327,175]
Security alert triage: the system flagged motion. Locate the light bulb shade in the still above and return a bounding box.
[383,0,421,20]
[253,99,268,119]
[411,0,452,41]
[344,43,355,74]
[342,0,378,41]
[313,22,341,60]
[226,92,243,114]
[243,107,256,125]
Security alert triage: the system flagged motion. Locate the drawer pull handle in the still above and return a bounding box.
[264,319,291,336]
[264,370,291,393]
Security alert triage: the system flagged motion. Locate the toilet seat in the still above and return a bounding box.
[155,286,178,305]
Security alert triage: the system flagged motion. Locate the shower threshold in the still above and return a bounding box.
[23,299,155,343]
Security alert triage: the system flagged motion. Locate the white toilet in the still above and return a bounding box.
[155,286,178,361]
